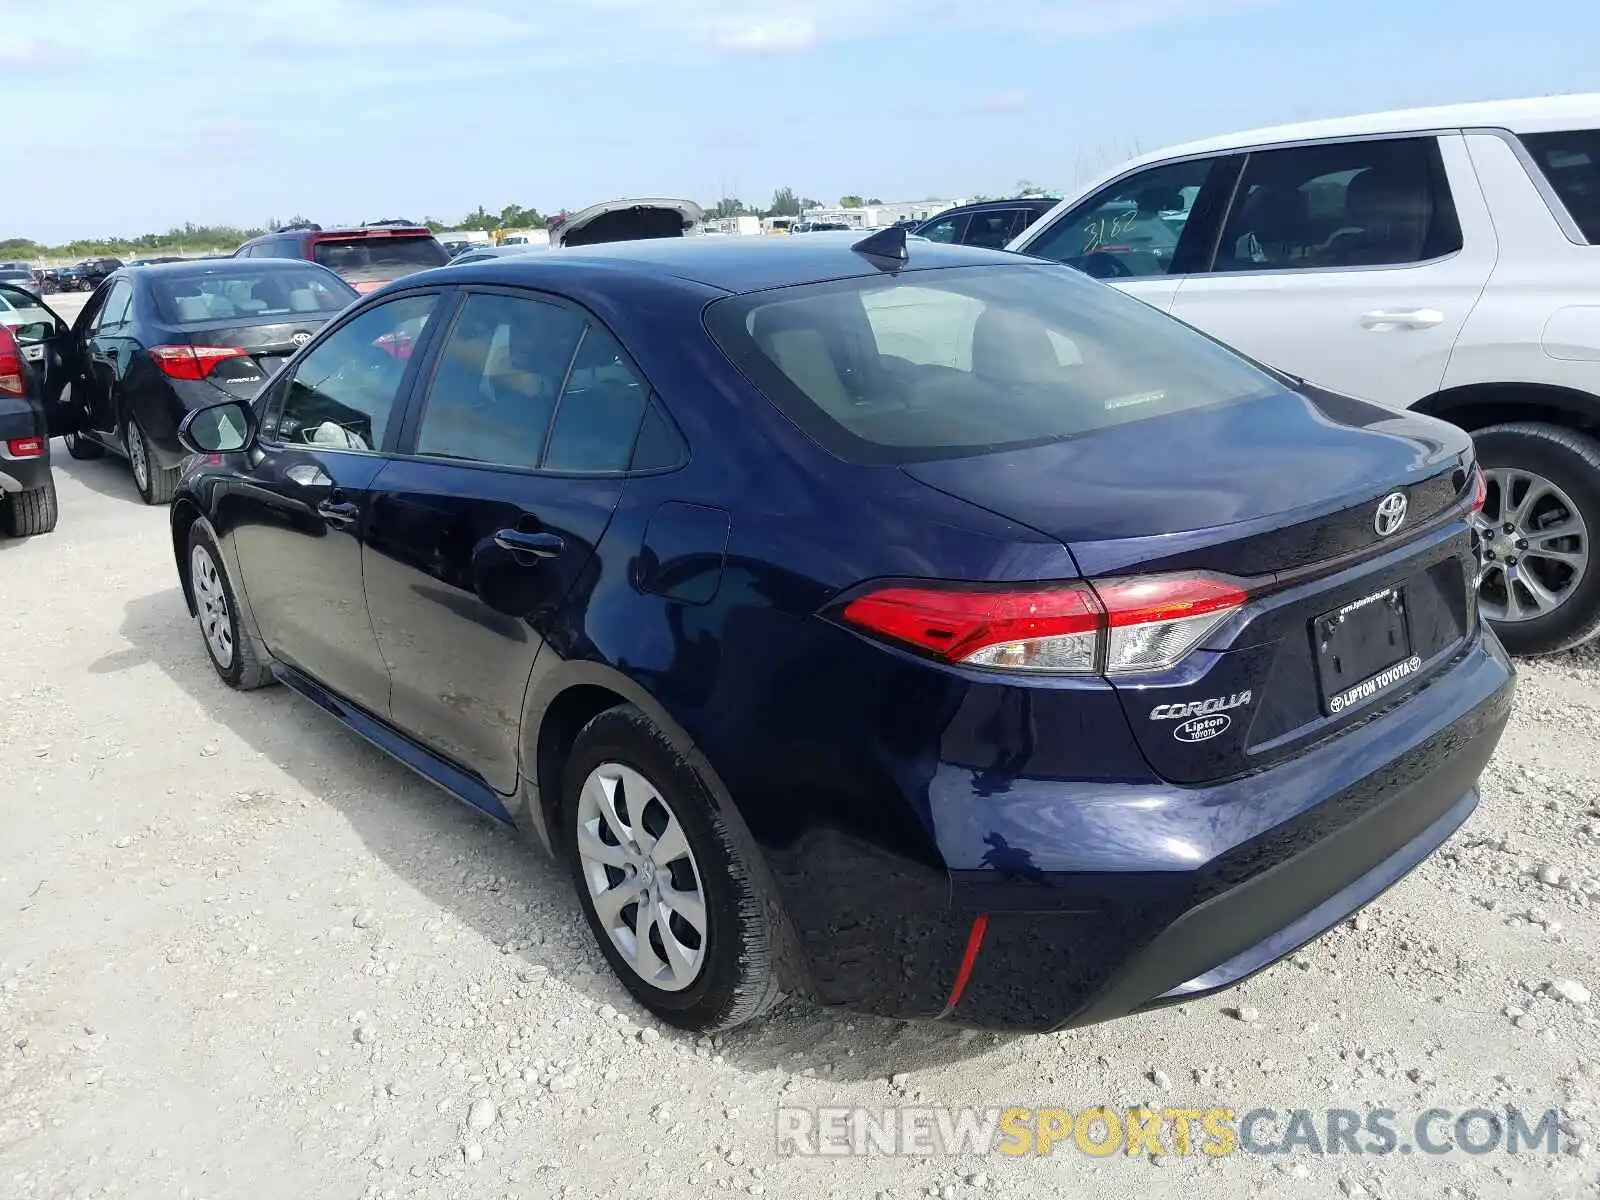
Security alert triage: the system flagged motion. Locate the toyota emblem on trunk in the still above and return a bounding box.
[1374,491,1408,536]
[291,331,311,345]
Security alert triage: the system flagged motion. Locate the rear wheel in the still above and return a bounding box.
[2,478,59,537]
[125,415,178,505]
[561,705,780,1033]
[1471,422,1600,656]
[63,431,104,460]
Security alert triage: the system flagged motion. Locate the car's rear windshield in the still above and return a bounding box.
[152,267,358,325]
[312,235,448,274]
[704,263,1282,464]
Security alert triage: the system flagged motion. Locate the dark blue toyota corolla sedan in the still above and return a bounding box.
[166,230,1513,1033]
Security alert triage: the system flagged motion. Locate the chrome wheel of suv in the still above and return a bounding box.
[574,761,708,992]
[1474,466,1589,624]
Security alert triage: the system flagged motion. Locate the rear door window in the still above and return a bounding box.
[962,209,1028,249]
[1023,158,1224,278]
[543,326,651,473]
[706,264,1279,464]
[917,213,968,244]
[1212,136,1462,271]
[413,292,585,469]
[1519,128,1600,242]
[95,280,133,332]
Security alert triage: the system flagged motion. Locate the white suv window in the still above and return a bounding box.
[1519,128,1600,243]
[1213,137,1463,272]
[1023,158,1222,280]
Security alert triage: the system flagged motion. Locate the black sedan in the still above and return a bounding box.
[45,259,358,502]
[0,282,69,536]
[165,232,1511,1033]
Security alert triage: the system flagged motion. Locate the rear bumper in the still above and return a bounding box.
[0,399,50,493]
[781,628,1513,1030]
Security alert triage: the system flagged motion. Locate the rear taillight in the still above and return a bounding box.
[150,345,250,381]
[1470,464,1487,513]
[0,325,23,396]
[5,436,44,458]
[840,573,1248,676]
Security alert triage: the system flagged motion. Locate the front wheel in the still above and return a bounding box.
[561,705,781,1033]
[125,415,179,505]
[1472,422,1600,656]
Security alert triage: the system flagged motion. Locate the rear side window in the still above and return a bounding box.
[95,280,134,332]
[1214,137,1461,271]
[414,293,585,469]
[705,264,1280,464]
[1519,129,1600,243]
[313,235,449,275]
[152,267,356,324]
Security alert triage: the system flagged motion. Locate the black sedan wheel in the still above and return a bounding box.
[125,416,179,505]
[63,431,104,460]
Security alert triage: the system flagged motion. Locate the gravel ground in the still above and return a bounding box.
[3,453,1599,1200]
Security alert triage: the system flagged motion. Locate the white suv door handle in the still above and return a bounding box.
[1360,308,1444,329]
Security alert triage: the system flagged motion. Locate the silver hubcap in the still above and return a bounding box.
[575,763,707,992]
[190,544,234,668]
[127,421,149,491]
[1473,466,1589,624]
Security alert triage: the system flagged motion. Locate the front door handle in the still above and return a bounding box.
[1360,308,1444,329]
[317,498,359,527]
[493,529,565,559]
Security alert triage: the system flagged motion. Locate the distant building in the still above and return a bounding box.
[799,200,965,230]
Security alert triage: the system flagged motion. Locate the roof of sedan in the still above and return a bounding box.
[432,232,1026,294]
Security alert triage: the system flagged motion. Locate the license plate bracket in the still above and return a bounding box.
[1313,586,1417,715]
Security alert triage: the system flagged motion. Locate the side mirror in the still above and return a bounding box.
[11,320,53,345]
[178,400,257,454]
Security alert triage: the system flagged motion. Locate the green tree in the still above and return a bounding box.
[709,197,750,218]
[767,187,801,218]
[840,195,865,208]
[866,197,883,205]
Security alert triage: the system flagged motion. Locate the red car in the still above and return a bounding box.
[233,220,449,294]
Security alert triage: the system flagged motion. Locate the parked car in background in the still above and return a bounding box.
[1012,94,1600,656]
[0,282,69,536]
[448,245,547,266]
[165,231,1509,1036]
[52,259,358,503]
[915,198,1058,249]
[126,256,189,268]
[78,258,125,288]
[547,199,703,247]
[233,221,450,294]
[44,266,88,293]
[0,265,41,298]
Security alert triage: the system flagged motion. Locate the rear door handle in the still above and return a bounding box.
[493,529,565,559]
[1360,308,1444,329]
[317,498,359,527]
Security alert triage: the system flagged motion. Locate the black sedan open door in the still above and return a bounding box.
[0,283,82,437]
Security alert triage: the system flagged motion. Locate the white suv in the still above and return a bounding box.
[1010,94,1600,655]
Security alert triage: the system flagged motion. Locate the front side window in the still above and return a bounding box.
[1214,136,1462,271]
[414,292,585,468]
[706,264,1280,464]
[272,293,438,451]
[1024,158,1219,278]
[1520,128,1600,243]
[917,213,967,244]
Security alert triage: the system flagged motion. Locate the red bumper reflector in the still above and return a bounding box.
[6,436,45,458]
[941,914,990,1015]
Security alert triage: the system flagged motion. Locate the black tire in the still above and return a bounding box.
[560,704,780,1033]
[186,523,275,690]
[1473,422,1600,656]
[63,431,104,460]
[2,478,59,537]
[126,416,179,505]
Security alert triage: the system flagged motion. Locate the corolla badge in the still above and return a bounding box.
[290,331,312,346]
[1374,491,1408,537]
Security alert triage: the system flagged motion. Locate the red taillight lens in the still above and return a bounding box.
[841,583,1104,672]
[5,436,44,458]
[149,345,250,381]
[1470,464,1487,513]
[840,573,1248,676]
[0,324,23,397]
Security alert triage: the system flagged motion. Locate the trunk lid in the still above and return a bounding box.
[170,317,332,399]
[905,386,1481,784]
